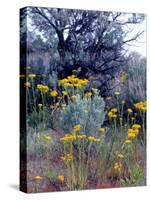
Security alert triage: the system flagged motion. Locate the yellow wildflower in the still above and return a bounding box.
[108,111,113,118]
[71,95,77,101]
[117,153,124,158]
[125,139,132,144]
[72,70,77,73]
[73,124,81,132]
[77,135,87,139]
[88,136,100,142]
[98,128,105,133]
[132,124,141,129]
[24,81,31,88]
[111,108,117,113]
[37,84,49,93]
[58,175,65,182]
[134,101,146,111]
[60,154,73,161]
[50,90,58,97]
[114,162,122,172]
[42,135,52,142]
[85,92,92,97]
[28,74,36,79]
[127,108,132,113]
[60,134,76,142]
[112,114,117,119]
[62,91,67,96]
[35,176,42,181]
[64,83,73,87]
[128,131,136,139]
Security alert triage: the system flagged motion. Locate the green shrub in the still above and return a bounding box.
[60,93,106,135]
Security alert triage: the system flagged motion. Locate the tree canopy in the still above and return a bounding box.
[21,7,145,96]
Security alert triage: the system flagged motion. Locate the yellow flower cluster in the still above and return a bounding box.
[58,175,65,182]
[127,123,141,139]
[73,124,81,132]
[132,124,141,129]
[61,154,73,161]
[114,162,122,172]
[108,108,117,119]
[61,103,67,110]
[117,153,124,158]
[98,128,105,133]
[127,108,132,113]
[128,128,139,139]
[60,134,76,142]
[60,132,87,142]
[119,71,127,82]
[37,84,49,93]
[62,91,67,96]
[88,136,101,142]
[42,135,52,142]
[28,74,36,79]
[76,135,87,139]
[70,95,77,101]
[85,92,92,97]
[50,90,58,97]
[134,101,147,111]
[35,175,42,181]
[24,81,31,88]
[125,139,132,144]
[58,75,88,88]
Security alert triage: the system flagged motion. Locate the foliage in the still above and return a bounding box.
[21,7,145,96]
[60,93,105,135]
[125,53,146,104]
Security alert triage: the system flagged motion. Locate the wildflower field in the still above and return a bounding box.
[20,71,146,192]
[20,7,146,193]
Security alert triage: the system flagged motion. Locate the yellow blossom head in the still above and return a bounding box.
[114,162,122,172]
[24,81,31,88]
[28,74,36,79]
[127,108,132,113]
[73,124,81,132]
[60,154,73,161]
[35,176,42,181]
[98,128,105,133]
[71,95,77,101]
[125,139,132,144]
[85,92,92,97]
[42,135,52,142]
[58,175,65,182]
[132,124,141,130]
[117,153,124,159]
[62,91,67,96]
[37,84,49,93]
[50,90,58,97]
